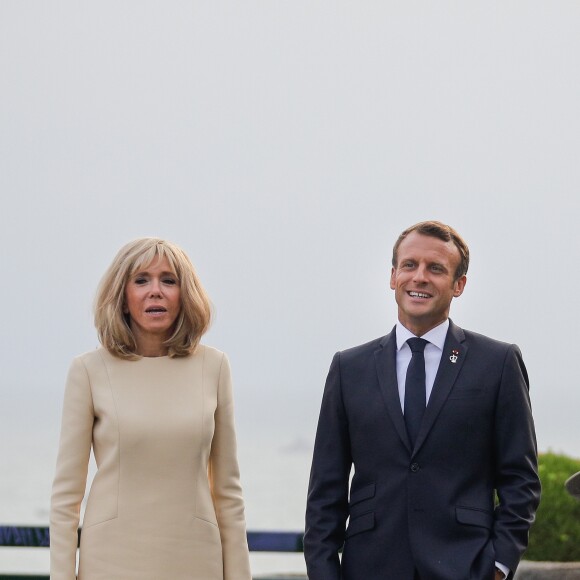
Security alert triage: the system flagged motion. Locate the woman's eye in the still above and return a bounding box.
[163,278,177,285]
[134,277,147,285]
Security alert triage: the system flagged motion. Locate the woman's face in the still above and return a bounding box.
[124,256,181,353]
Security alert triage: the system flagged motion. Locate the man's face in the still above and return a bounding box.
[390,231,466,336]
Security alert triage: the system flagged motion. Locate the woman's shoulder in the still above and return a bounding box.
[197,343,224,357]
[69,346,105,363]
[195,345,235,378]
[69,346,112,371]
[195,343,228,366]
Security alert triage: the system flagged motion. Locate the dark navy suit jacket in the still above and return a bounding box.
[304,321,540,580]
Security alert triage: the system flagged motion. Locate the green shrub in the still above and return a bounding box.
[525,451,580,561]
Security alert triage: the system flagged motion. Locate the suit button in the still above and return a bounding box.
[410,463,420,473]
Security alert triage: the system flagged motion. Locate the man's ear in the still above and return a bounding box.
[453,275,467,297]
[390,267,396,290]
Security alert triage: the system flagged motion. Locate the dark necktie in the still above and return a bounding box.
[404,337,428,448]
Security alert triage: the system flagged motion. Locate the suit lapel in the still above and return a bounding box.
[374,328,412,454]
[412,320,467,457]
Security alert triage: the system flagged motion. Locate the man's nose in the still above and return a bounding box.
[413,265,428,282]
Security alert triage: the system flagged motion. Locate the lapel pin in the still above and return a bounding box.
[449,349,459,363]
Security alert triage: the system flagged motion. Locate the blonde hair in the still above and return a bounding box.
[94,238,212,359]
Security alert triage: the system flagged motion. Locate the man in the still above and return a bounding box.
[566,472,580,501]
[304,221,540,580]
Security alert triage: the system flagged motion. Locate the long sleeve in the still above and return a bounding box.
[50,357,94,580]
[492,345,541,574]
[304,352,352,580]
[209,354,252,580]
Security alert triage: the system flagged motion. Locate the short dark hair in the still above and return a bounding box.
[392,221,470,280]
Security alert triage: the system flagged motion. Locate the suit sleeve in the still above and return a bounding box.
[492,345,541,574]
[304,352,352,580]
[209,353,252,580]
[50,357,94,580]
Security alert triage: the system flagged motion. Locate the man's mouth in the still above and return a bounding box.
[408,291,431,299]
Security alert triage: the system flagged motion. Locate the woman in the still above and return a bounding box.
[50,238,251,580]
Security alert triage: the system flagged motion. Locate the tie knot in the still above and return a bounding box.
[407,337,428,354]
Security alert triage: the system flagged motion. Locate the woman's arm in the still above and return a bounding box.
[209,353,252,580]
[50,357,94,580]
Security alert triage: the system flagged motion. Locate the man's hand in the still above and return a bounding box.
[494,569,505,580]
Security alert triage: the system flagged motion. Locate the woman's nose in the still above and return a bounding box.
[149,279,162,296]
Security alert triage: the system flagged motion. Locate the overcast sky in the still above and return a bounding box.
[1,1,579,560]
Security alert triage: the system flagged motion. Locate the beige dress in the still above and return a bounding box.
[50,345,251,580]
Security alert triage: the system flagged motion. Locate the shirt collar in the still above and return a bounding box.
[395,319,449,351]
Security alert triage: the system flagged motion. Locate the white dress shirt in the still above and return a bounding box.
[395,319,448,412]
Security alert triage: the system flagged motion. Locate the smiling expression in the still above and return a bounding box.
[390,231,466,336]
[124,256,181,355]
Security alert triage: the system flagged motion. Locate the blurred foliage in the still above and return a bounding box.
[525,451,580,561]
